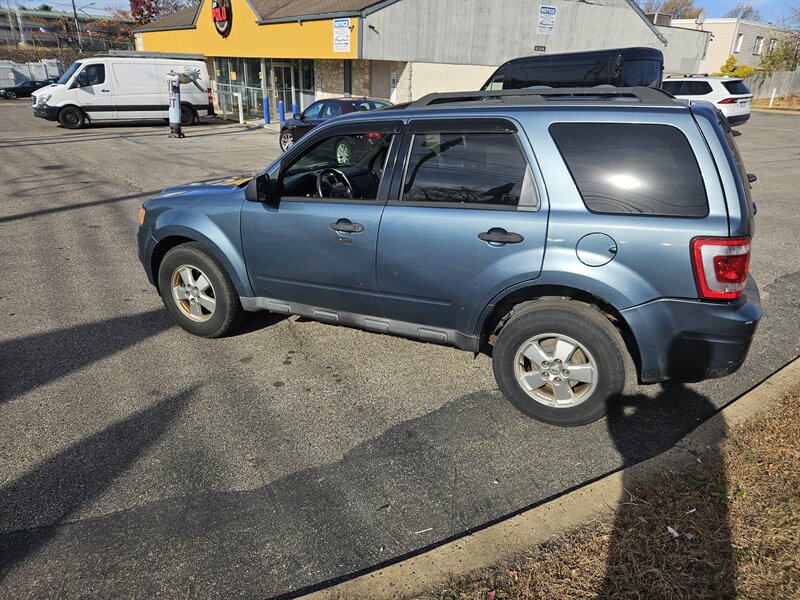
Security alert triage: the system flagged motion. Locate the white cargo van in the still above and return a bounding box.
[32,54,213,129]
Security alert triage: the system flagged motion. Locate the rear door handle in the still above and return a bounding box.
[478,228,524,244]
[329,218,364,233]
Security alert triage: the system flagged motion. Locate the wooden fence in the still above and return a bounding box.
[745,70,800,98]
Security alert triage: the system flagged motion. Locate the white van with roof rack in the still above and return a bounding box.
[661,75,752,126]
[31,53,213,129]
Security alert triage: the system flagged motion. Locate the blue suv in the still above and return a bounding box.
[137,87,761,426]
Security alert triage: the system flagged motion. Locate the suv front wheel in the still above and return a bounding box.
[492,299,627,426]
[158,242,245,338]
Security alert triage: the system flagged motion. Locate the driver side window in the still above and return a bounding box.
[302,102,323,119]
[281,128,396,201]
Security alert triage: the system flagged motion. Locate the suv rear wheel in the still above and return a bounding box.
[158,243,245,338]
[492,299,626,426]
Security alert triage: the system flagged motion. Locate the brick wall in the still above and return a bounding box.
[314,59,372,99]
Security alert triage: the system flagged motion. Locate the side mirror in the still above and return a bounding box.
[293,112,302,120]
[245,173,276,203]
[74,72,89,88]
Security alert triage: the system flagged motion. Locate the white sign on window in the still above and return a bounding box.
[333,18,351,52]
[537,5,557,35]
[135,32,144,51]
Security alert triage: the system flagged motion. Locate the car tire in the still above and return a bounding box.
[158,242,245,338]
[58,106,85,129]
[492,299,627,426]
[180,105,196,126]
[7,91,16,100]
[335,138,354,165]
[279,130,294,152]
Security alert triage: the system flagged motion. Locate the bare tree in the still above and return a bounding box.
[659,0,702,19]
[724,2,764,21]
[760,4,800,72]
[636,0,662,13]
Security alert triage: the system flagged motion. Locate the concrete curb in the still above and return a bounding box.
[305,359,800,600]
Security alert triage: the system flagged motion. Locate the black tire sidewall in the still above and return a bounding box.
[59,107,84,129]
[158,244,241,338]
[493,302,626,426]
[180,106,194,126]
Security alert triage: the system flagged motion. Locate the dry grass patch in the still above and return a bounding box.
[418,386,800,600]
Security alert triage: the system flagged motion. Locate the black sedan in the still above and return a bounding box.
[279,97,392,159]
[0,80,51,100]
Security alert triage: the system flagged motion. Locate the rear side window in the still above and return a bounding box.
[661,81,684,95]
[350,100,390,111]
[683,81,713,95]
[550,123,708,217]
[402,132,530,208]
[722,80,750,95]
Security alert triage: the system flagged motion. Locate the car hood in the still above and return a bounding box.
[34,83,64,95]
[158,174,254,198]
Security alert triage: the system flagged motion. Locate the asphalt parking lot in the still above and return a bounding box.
[1,102,799,598]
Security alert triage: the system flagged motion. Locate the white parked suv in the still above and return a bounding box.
[662,76,752,126]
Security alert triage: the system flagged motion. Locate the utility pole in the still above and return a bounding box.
[70,0,83,52]
[13,0,26,45]
[4,0,18,48]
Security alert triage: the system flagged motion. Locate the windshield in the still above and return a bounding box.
[619,59,662,87]
[58,62,82,85]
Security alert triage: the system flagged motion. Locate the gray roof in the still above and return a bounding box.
[136,0,387,32]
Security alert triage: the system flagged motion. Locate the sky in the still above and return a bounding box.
[26,0,798,24]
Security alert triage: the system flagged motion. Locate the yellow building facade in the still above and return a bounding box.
[135,0,368,121]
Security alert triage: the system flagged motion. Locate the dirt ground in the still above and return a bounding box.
[418,383,800,600]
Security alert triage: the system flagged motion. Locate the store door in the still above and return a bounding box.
[273,64,295,115]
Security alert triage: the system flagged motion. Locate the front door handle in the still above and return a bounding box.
[478,228,524,244]
[329,218,364,233]
[101,88,110,92]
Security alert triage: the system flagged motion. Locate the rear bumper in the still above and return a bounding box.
[621,277,761,383]
[727,113,750,126]
[33,105,59,121]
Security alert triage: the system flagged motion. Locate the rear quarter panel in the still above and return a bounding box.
[507,106,730,311]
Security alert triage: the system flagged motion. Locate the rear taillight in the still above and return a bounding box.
[717,98,736,104]
[207,87,214,107]
[691,237,751,300]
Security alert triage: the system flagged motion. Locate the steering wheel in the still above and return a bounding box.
[316,168,354,199]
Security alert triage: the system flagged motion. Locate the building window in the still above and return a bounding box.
[754,36,764,55]
[734,33,744,53]
[768,38,778,53]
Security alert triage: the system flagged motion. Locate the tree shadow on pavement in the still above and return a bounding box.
[0,386,196,581]
[0,309,174,403]
[600,341,735,598]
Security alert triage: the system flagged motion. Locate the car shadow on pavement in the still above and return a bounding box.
[0,387,196,581]
[0,309,174,403]
[0,188,160,224]
[599,341,736,597]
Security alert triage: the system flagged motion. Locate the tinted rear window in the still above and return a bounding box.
[661,81,683,95]
[722,80,750,95]
[550,123,708,217]
[683,81,713,95]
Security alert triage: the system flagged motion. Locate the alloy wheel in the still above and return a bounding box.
[513,333,598,408]
[170,264,217,322]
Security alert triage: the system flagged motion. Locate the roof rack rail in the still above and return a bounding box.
[103,50,207,60]
[409,86,677,108]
